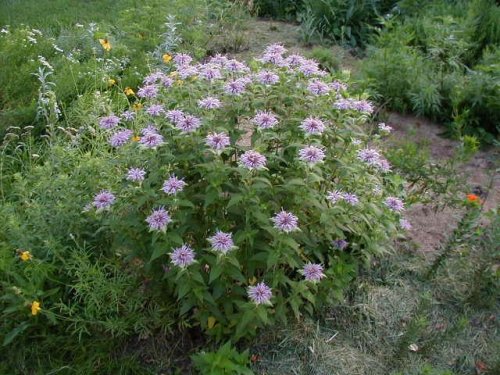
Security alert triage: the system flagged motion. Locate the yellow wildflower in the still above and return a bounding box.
[124,87,135,96]
[108,78,116,86]
[98,38,112,51]
[207,316,216,329]
[31,301,41,316]
[175,79,184,86]
[20,250,32,262]
[162,53,172,63]
[132,103,143,111]
[132,135,141,142]
[169,71,179,78]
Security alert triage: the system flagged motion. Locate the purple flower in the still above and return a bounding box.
[252,111,278,129]
[298,60,322,76]
[256,70,280,85]
[378,122,392,134]
[271,210,299,233]
[330,80,348,91]
[240,150,267,170]
[385,197,404,212]
[121,110,136,121]
[199,64,222,81]
[342,193,359,206]
[177,65,198,79]
[298,145,325,164]
[224,59,249,73]
[300,117,325,135]
[260,52,286,66]
[143,71,165,85]
[161,76,174,88]
[285,54,306,66]
[400,218,412,230]
[357,148,381,165]
[139,130,164,148]
[99,115,120,129]
[327,190,343,204]
[248,282,272,305]
[332,239,349,250]
[109,129,133,147]
[206,132,230,151]
[265,43,287,55]
[175,114,201,133]
[224,78,248,96]
[165,109,185,124]
[141,124,159,135]
[307,80,330,95]
[302,263,326,282]
[137,84,159,99]
[93,190,115,210]
[210,54,229,66]
[126,167,146,182]
[354,100,374,114]
[146,207,171,232]
[170,244,196,268]
[173,53,193,66]
[333,98,374,113]
[198,97,222,109]
[146,104,165,117]
[208,231,234,254]
[162,175,186,195]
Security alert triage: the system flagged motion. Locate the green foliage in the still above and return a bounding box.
[192,342,254,374]
[307,46,342,71]
[361,0,500,142]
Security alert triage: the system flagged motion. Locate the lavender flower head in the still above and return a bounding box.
[126,167,146,182]
[170,245,196,268]
[342,193,359,206]
[252,111,278,129]
[121,110,136,121]
[143,71,165,85]
[99,114,120,129]
[199,64,222,81]
[385,197,405,212]
[139,129,164,148]
[248,282,272,305]
[265,43,287,55]
[93,190,115,210]
[357,148,381,165]
[173,53,193,66]
[378,122,392,134]
[224,59,249,73]
[109,129,133,147]
[327,190,343,204]
[400,218,412,230]
[146,104,165,117]
[332,239,349,250]
[224,78,249,96]
[146,207,171,232]
[285,54,306,66]
[256,70,280,85]
[208,231,234,254]
[165,109,185,124]
[302,263,326,282]
[198,97,222,110]
[137,84,159,99]
[271,210,299,233]
[206,132,230,151]
[162,175,187,195]
[300,117,326,135]
[240,150,267,170]
[175,114,202,133]
[307,80,330,95]
[298,145,326,165]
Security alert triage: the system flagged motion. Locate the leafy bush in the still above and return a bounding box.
[1,44,409,371]
[361,0,500,141]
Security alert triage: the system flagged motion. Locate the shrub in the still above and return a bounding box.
[1,45,409,371]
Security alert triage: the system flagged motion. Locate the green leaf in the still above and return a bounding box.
[3,322,30,346]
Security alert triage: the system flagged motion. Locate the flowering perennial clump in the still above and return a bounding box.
[87,45,408,340]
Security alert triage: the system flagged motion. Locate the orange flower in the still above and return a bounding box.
[132,135,141,142]
[19,250,33,262]
[466,193,480,203]
[98,38,112,51]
